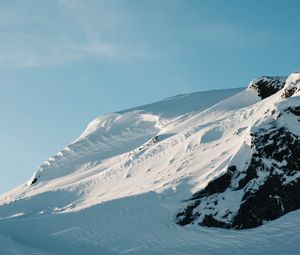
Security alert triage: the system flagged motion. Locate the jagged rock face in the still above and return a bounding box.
[248,76,286,99]
[176,107,300,229]
[232,126,300,229]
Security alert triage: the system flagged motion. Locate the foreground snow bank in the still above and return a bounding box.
[1,191,300,255]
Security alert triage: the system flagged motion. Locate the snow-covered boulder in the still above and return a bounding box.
[281,72,300,98]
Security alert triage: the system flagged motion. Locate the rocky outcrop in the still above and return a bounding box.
[177,127,300,229]
[281,72,300,98]
[282,86,300,99]
[248,76,286,99]
[232,126,300,229]
[176,100,300,229]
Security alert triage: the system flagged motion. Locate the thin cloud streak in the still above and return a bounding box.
[0,0,152,68]
[0,0,277,69]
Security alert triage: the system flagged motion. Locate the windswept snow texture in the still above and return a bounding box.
[1,76,300,254]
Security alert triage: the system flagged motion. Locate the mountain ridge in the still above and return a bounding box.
[1,73,300,254]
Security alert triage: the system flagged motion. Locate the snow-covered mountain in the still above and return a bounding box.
[1,72,300,254]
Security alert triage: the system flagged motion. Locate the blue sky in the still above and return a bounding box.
[1,0,300,194]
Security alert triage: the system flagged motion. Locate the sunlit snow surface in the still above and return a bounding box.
[1,81,300,254]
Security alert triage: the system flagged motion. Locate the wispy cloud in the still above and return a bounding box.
[0,1,276,69]
[0,0,152,68]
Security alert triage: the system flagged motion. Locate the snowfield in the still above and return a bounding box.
[1,73,300,254]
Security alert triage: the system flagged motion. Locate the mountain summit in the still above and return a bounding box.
[1,73,300,254]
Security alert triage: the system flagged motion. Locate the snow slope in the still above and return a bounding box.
[0,76,300,254]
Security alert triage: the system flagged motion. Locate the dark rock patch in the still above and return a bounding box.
[282,86,300,99]
[199,214,229,228]
[286,106,300,116]
[232,175,300,229]
[248,76,286,99]
[191,166,236,200]
[176,122,300,229]
[176,200,200,226]
[30,177,38,185]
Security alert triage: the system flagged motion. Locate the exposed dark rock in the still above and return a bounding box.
[30,178,38,185]
[232,175,300,229]
[248,76,286,99]
[191,166,236,200]
[176,116,300,229]
[236,163,257,190]
[199,215,229,228]
[176,200,200,226]
[176,167,236,227]
[285,106,300,116]
[281,86,300,99]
